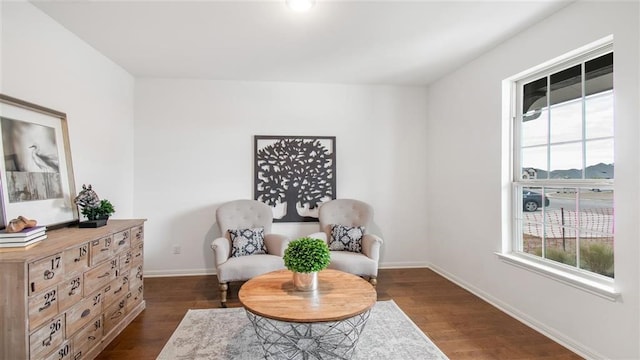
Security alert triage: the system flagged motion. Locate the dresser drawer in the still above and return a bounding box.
[66,291,103,336]
[43,340,73,360]
[29,286,59,331]
[128,264,143,291]
[131,241,143,266]
[29,314,65,360]
[102,276,129,307]
[131,225,144,245]
[84,258,119,295]
[119,250,133,274]
[71,316,103,360]
[29,253,65,295]
[103,296,127,335]
[125,285,144,314]
[63,243,90,278]
[90,236,113,266]
[58,275,83,311]
[112,229,130,255]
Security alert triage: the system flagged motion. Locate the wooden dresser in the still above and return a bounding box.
[0,219,146,360]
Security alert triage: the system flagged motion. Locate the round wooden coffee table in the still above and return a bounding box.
[239,269,377,359]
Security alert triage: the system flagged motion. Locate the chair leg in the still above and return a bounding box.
[219,282,228,308]
[369,276,377,286]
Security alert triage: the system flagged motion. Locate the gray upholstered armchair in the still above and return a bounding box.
[211,200,290,307]
[309,199,383,285]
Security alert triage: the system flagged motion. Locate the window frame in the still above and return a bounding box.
[498,38,619,301]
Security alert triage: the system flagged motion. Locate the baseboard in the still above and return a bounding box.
[144,262,429,278]
[144,268,216,277]
[379,261,430,269]
[427,263,604,360]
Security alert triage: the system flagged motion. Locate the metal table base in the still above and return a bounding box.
[245,310,371,360]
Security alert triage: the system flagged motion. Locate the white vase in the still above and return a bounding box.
[292,271,318,291]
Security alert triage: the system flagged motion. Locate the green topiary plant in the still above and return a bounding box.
[284,237,331,273]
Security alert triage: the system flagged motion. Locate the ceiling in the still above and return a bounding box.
[32,0,573,86]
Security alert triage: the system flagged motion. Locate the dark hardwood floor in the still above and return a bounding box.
[96,268,582,360]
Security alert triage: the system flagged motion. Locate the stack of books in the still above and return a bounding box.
[0,226,47,248]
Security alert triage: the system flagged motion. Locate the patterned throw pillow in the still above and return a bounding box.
[329,224,365,253]
[229,227,267,257]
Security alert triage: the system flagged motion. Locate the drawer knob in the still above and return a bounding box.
[97,272,110,279]
[44,270,55,280]
[81,309,91,318]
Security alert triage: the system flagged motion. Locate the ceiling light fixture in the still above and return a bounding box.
[286,0,316,12]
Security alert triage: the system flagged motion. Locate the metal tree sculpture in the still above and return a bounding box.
[256,137,334,222]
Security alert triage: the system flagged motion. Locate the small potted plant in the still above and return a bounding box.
[81,199,115,221]
[74,185,116,228]
[283,237,331,291]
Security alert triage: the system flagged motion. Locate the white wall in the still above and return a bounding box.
[425,1,639,359]
[1,1,135,219]
[134,79,429,275]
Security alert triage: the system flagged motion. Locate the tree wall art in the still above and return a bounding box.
[254,135,336,222]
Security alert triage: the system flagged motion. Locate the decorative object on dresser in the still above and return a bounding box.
[0,94,78,229]
[0,223,47,248]
[254,135,336,223]
[283,237,330,291]
[308,199,383,286]
[0,219,146,360]
[5,215,39,233]
[74,185,116,228]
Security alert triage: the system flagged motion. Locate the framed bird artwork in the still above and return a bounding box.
[0,94,78,229]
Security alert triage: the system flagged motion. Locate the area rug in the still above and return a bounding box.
[157,300,448,360]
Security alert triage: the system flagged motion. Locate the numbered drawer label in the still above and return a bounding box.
[66,291,103,336]
[64,243,90,278]
[90,236,113,266]
[103,296,127,335]
[112,229,130,255]
[28,286,59,331]
[58,275,84,311]
[84,257,119,295]
[29,314,65,360]
[102,276,129,307]
[72,316,103,360]
[29,253,65,295]
[44,340,73,360]
[119,250,133,273]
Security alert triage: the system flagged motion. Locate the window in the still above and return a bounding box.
[511,44,614,283]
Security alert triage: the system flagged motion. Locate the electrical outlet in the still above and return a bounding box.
[172,245,181,254]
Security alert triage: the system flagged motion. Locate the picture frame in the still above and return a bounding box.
[255,135,336,222]
[0,94,78,229]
